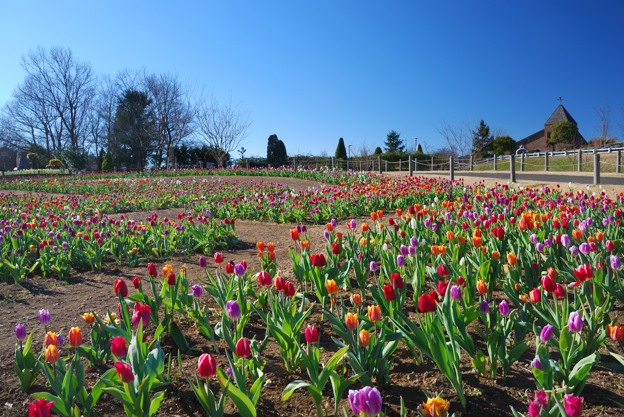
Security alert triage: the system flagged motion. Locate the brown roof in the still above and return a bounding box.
[517,129,544,147]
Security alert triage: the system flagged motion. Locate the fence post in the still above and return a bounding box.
[347,158,350,171]
[594,154,600,185]
[510,154,516,183]
[378,157,382,174]
[331,157,334,169]
[469,155,474,171]
[431,156,434,171]
[385,160,388,172]
[409,156,413,176]
[359,161,362,171]
[520,153,525,172]
[493,155,497,171]
[450,155,455,181]
[578,149,582,172]
[545,152,549,171]
[617,150,621,174]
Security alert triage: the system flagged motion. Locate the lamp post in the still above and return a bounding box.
[348,144,352,159]
[347,145,352,171]
[414,137,418,153]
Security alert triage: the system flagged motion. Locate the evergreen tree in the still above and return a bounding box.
[472,120,493,158]
[490,136,516,155]
[374,146,383,155]
[267,134,287,165]
[416,144,424,154]
[335,137,347,159]
[384,130,404,152]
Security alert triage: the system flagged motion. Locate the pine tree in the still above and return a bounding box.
[335,137,347,159]
[472,120,493,158]
[267,134,287,165]
[384,130,405,152]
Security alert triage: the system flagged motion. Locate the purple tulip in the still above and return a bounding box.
[233,263,246,276]
[480,300,490,314]
[450,285,461,301]
[191,285,203,298]
[400,245,409,256]
[530,234,538,245]
[540,324,554,342]
[531,357,542,370]
[498,300,510,316]
[396,255,405,267]
[38,309,51,325]
[370,261,378,272]
[610,255,621,270]
[579,242,590,255]
[410,237,418,247]
[561,234,571,247]
[349,386,382,417]
[15,323,26,341]
[535,243,545,253]
[225,300,241,320]
[408,245,416,256]
[198,256,207,268]
[568,312,583,332]
[569,246,579,257]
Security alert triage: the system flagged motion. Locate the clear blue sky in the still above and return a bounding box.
[1,1,623,158]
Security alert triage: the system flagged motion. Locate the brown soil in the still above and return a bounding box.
[1,175,624,417]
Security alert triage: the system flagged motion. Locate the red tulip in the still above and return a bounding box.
[529,288,542,303]
[437,264,450,278]
[541,275,556,293]
[283,281,295,297]
[274,276,286,291]
[554,283,565,298]
[197,353,217,378]
[257,271,272,286]
[437,280,450,296]
[331,242,341,255]
[28,398,54,417]
[418,291,438,313]
[115,361,134,383]
[114,278,128,298]
[131,276,141,290]
[391,272,404,289]
[110,336,128,358]
[304,325,318,344]
[131,302,151,327]
[167,271,176,286]
[68,327,82,347]
[235,337,252,358]
[147,263,157,278]
[310,253,327,268]
[383,284,396,301]
[214,252,224,264]
[225,261,235,274]
[571,264,593,287]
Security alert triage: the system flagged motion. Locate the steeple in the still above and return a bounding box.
[545,104,577,126]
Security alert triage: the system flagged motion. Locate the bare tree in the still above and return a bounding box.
[145,72,194,168]
[595,104,611,147]
[20,47,96,151]
[195,95,251,168]
[436,121,473,157]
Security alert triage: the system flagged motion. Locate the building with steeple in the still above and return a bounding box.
[517,104,586,152]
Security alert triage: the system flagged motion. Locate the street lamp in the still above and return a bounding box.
[348,145,352,160]
[414,137,418,153]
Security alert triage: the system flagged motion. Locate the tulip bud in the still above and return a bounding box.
[199,255,207,268]
[568,311,583,332]
[498,300,510,316]
[235,337,252,358]
[304,325,319,344]
[15,323,26,341]
[563,394,583,417]
[213,252,224,264]
[114,279,128,298]
[115,361,134,383]
[110,336,128,358]
[540,324,554,342]
[44,344,59,363]
[38,309,51,325]
[225,300,241,320]
[197,353,217,378]
[68,327,83,347]
[359,329,370,347]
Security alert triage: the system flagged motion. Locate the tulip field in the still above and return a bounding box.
[1,168,624,417]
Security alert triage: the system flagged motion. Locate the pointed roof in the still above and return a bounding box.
[545,104,577,126]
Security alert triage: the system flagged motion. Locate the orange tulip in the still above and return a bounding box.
[446,231,455,242]
[359,329,370,347]
[267,242,275,252]
[476,280,487,295]
[431,245,447,256]
[44,331,58,347]
[595,231,604,242]
[351,293,363,307]
[326,222,334,232]
[81,312,96,325]
[370,212,378,221]
[491,251,500,261]
[607,324,624,341]
[457,236,467,245]
[367,305,382,323]
[345,312,358,330]
[472,237,482,248]
[69,327,83,347]
[361,223,369,232]
[335,232,343,241]
[44,344,59,363]
[325,279,338,295]
[572,229,582,240]
[422,396,450,417]
[395,208,403,217]
[473,229,482,238]
[256,241,265,252]
[162,264,174,277]
[359,237,368,247]
[507,253,517,266]
[300,240,310,250]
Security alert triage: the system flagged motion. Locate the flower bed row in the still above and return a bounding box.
[13,175,624,416]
